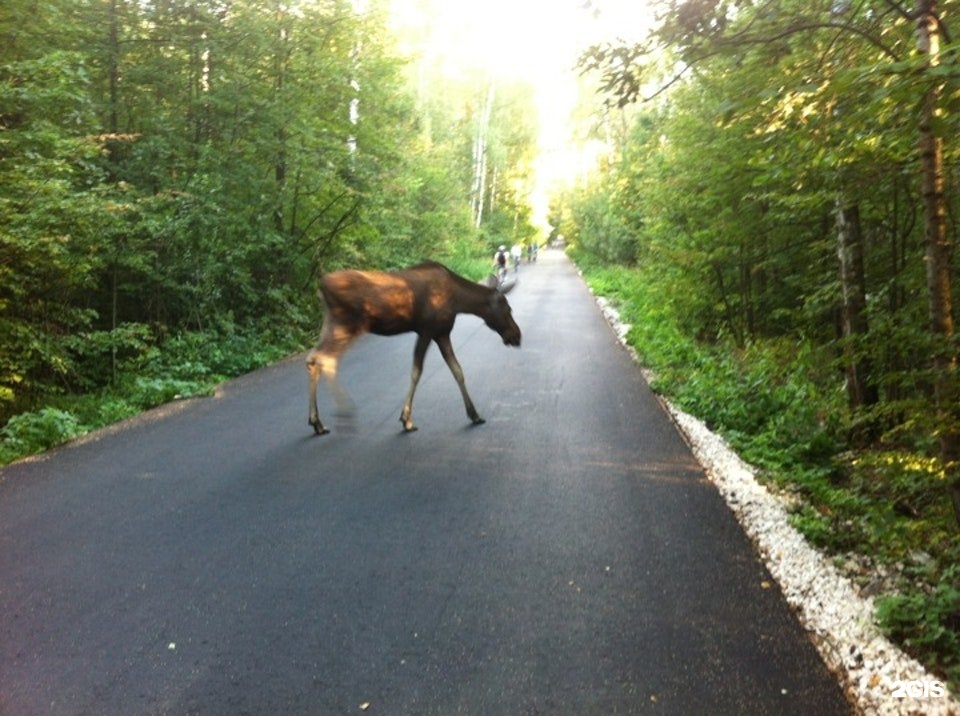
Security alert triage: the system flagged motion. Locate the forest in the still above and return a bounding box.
[4,0,959,696]
[564,0,960,688]
[0,0,538,459]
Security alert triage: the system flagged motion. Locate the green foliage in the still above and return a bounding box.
[877,566,960,688]
[126,377,212,406]
[0,45,106,416]
[0,317,313,466]
[572,251,843,472]
[787,504,847,551]
[440,239,499,283]
[95,398,139,426]
[62,323,154,390]
[561,181,636,265]
[0,408,86,463]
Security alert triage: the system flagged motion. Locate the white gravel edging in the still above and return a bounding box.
[594,293,960,716]
[668,407,957,715]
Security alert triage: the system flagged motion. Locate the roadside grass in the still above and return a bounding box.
[0,323,308,466]
[570,248,960,692]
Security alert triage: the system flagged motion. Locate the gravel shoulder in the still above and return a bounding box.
[593,294,960,716]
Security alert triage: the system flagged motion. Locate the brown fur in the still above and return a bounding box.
[307,261,521,434]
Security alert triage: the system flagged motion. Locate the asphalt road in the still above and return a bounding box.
[0,250,850,715]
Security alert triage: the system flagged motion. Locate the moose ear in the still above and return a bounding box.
[483,275,499,289]
[497,276,516,294]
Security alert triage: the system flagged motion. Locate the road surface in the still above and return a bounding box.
[0,250,850,714]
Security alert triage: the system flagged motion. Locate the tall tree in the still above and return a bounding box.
[915,0,960,519]
[471,82,495,227]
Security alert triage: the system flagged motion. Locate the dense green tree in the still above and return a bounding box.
[1,1,107,411]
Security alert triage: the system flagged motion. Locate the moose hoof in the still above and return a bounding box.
[398,412,419,432]
[310,421,330,436]
[471,417,486,426]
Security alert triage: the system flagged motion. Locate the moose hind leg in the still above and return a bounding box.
[307,318,362,435]
[307,347,356,435]
[436,335,484,426]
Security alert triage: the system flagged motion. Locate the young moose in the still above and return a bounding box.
[307,261,521,435]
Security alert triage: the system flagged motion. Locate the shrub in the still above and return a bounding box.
[877,566,960,688]
[127,377,212,408]
[0,408,86,462]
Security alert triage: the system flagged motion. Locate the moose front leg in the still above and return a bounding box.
[306,349,330,435]
[400,335,431,432]
[435,335,485,426]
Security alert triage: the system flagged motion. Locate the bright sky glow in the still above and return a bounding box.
[388,0,656,232]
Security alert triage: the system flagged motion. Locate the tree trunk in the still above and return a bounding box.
[108,0,120,385]
[739,239,754,337]
[836,200,878,413]
[916,0,960,523]
[472,82,494,228]
[107,0,120,136]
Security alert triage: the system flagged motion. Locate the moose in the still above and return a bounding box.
[307,261,521,435]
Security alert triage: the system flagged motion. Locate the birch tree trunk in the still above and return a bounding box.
[472,83,494,228]
[916,0,960,523]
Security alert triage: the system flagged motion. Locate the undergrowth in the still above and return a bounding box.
[571,248,960,693]
[0,322,307,466]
